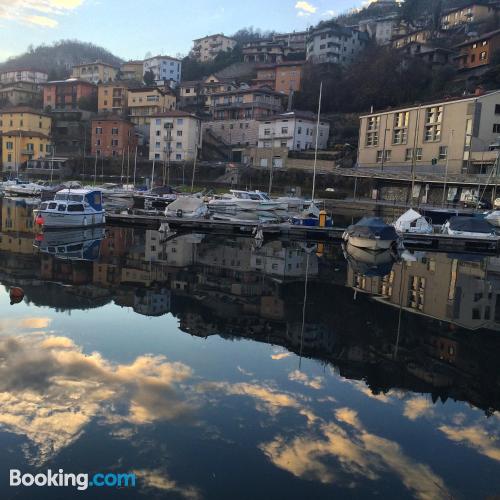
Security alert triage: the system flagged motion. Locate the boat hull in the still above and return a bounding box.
[34,210,106,229]
[347,236,394,251]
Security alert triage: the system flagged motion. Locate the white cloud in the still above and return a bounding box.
[0,0,85,28]
[403,397,434,421]
[295,1,317,16]
[288,370,324,390]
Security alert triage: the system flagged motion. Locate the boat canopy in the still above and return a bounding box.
[447,216,495,234]
[166,196,205,214]
[394,209,433,233]
[347,217,398,240]
[55,189,103,210]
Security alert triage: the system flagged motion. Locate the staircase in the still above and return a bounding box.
[202,129,232,162]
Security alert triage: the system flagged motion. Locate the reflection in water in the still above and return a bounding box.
[0,195,499,498]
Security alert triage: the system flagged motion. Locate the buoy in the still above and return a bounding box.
[9,287,24,305]
[35,215,44,226]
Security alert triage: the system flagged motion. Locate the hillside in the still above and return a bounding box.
[0,40,123,80]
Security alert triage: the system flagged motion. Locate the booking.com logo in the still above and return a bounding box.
[10,469,136,491]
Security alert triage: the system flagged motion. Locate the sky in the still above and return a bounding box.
[0,0,375,63]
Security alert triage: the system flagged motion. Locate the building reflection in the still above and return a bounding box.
[0,197,499,414]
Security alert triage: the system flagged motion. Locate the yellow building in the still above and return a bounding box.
[0,107,52,172]
[120,61,144,81]
[441,3,498,30]
[128,86,176,127]
[71,61,118,84]
[98,82,131,115]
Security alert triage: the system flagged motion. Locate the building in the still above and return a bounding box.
[272,31,308,54]
[71,61,119,84]
[257,111,329,151]
[203,119,260,149]
[454,29,500,71]
[91,116,137,158]
[42,79,96,111]
[120,60,144,81]
[143,56,182,88]
[0,81,41,107]
[191,34,237,62]
[208,86,284,121]
[0,69,48,85]
[149,111,201,162]
[398,42,454,68]
[242,40,285,63]
[255,62,305,94]
[358,14,400,45]
[357,89,500,174]
[441,2,499,30]
[127,86,177,127]
[0,107,52,172]
[98,81,136,116]
[392,30,433,49]
[178,75,238,110]
[306,22,368,65]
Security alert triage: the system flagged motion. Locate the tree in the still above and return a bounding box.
[78,94,97,112]
[144,69,155,86]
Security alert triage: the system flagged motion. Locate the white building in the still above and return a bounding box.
[143,56,182,88]
[149,111,201,162]
[258,111,330,151]
[306,22,368,65]
[191,34,237,62]
[0,69,48,85]
[358,15,400,45]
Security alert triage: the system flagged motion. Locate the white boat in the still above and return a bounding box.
[209,190,286,212]
[442,216,497,239]
[343,217,399,251]
[4,180,53,197]
[486,210,500,227]
[34,189,105,229]
[393,209,433,234]
[86,183,135,199]
[165,196,208,219]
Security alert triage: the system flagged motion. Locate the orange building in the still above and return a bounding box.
[455,28,500,70]
[43,79,96,111]
[254,62,304,95]
[91,116,137,158]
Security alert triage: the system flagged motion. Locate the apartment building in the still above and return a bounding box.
[357,89,500,174]
[149,111,201,162]
[253,62,304,94]
[257,111,329,151]
[242,40,285,64]
[272,31,307,53]
[191,34,237,62]
[143,55,182,88]
[120,60,144,81]
[91,116,137,158]
[0,69,48,85]
[71,61,119,84]
[455,29,500,70]
[392,30,433,49]
[203,119,260,148]
[127,87,176,127]
[42,79,96,111]
[208,87,284,121]
[0,81,41,107]
[358,14,400,45]
[441,2,499,30]
[178,75,237,109]
[98,82,136,116]
[306,22,368,65]
[0,107,52,171]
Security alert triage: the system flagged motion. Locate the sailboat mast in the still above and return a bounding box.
[312,81,323,203]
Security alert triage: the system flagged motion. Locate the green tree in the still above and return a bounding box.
[143,69,156,86]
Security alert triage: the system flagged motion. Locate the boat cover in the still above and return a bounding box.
[166,196,206,214]
[448,216,495,234]
[347,217,398,240]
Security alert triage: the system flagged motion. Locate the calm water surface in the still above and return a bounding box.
[0,196,499,499]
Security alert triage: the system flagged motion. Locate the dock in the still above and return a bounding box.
[106,212,500,254]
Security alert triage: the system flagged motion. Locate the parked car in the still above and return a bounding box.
[462,194,491,209]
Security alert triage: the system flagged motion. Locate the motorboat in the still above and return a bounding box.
[209,190,286,212]
[34,189,105,229]
[133,185,178,210]
[393,209,433,234]
[4,180,53,197]
[87,183,135,200]
[165,196,208,219]
[343,217,399,251]
[291,202,333,227]
[442,216,498,239]
[485,210,500,228]
[343,242,397,278]
[275,196,308,212]
[33,227,106,261]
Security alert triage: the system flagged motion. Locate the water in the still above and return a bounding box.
[0,196,499,499]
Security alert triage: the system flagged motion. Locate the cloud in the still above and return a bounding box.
[295,1,317,16]
[0,0,85,28]
[403,397,434,421]
[0,334,194,464]
[439,425,500,462]
[271,352,291,360]
[0,317,52,332]
[288,370,324,390]
[133,469,201,500]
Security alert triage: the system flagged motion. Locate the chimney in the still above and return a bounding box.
[475,85,485,96]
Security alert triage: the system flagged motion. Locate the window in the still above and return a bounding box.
[156,119,161,125]
[176,142,182,148]
[405,149,413,161]
[177,130,182,137]
[424,106,442,142]
[495,104,500,114]
[480,51,487,61]
[67,204,84,212]
[439,146,448,160]
[155,153,160,159]
[177,118,184,125]
[494,124,500,133]
[264,128,271,136]
[176,154,182,160]
[298,126,302,134]
[6,141,13,150]
[366,116,380,146]
[393,112,409,144]
[281,127,288,134]
[416,148,423,160]
[384,150,392,161]
[95,127,102,134]
[58,204,66,212]
[111,139,118,146]
[376,150,383,162]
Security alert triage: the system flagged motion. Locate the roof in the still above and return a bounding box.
[455,28,500,47]
[360,89,500,117]
[92,115,134,124]
[127,86,174,96]
[210,85,284,97]
[1,130,50,139]
[57,188,101,195]
[72,60,119,69]
[259,110,327,122]
[121,60,144,65]
[0,106,50,117]
[193,33,235,42]
[143,54,182,63]
[151,110,200,119]
[256,61,306,70]
[43,78,96,86]
[0,68,48,75]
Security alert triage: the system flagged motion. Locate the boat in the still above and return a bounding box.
[209,190,286,212]
[291,202,333,227]
[34,227,106,261]
[33,188,106,229]
[393,209,433,234]
[343,217,399,251]
[343,242,397,278]
[133,185,178,210]
[442,215,498,239]
[165,196,208,219]
[485,210,500,227]
[4,179,53,197]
